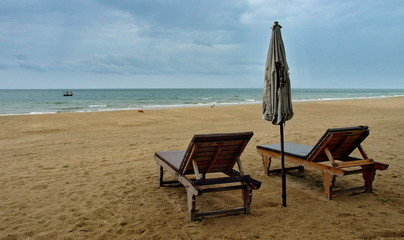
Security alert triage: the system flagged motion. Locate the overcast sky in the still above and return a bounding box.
[0,0,403,89]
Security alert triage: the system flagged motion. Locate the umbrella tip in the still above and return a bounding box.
[272,21,281,29]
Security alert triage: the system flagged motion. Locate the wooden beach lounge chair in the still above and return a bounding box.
[256,126,388,200]
[155,132,261,221]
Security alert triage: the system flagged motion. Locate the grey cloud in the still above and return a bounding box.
[0,64,10,70]
[193,40,214,48]
[15,54,28,61]
[17,62,46,72]
[67,49,257,76]
[2,54,48,72]
[96,0,246,31]
[73,54,163,75]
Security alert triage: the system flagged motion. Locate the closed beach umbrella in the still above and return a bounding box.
[262,21,293,207]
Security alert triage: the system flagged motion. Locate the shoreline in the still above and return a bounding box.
[1,95,404,117]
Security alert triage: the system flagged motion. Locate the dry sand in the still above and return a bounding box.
[0,97,403,240]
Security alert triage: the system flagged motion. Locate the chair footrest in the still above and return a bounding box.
[337,160,373,168]
[332,186,367,195]
[196,207,246,218]
[193,174,261,190]
[268,166,304,174]
[201,185,246,193]
[194,176,247,186]
[161,180,181,185]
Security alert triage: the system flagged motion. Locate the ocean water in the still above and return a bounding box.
[0,88,403,116]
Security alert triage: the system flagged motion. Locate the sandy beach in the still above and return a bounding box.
[0,97,403,240]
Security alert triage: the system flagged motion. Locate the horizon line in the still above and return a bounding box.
[1,87,404,90]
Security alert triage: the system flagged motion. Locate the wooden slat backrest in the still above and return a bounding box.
[307,126,369,162]
[180,132,253,175]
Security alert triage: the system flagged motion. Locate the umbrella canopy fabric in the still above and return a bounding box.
[262,21,294,207]
[262,22,293,125]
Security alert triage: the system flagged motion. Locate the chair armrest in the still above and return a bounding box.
[229,170,261,190]
[374,162,389,170]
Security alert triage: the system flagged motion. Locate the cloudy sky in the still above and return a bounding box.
[0,0,403,89]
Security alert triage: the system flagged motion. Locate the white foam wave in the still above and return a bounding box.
[293,94,404,102]
[0,111,57,116]
[88,104,107,108]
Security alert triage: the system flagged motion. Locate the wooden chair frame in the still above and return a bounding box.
[257,126,388,200]
[155,132,261,221]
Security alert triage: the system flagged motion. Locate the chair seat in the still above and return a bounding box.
[257,143,312,159]
[155,150,186,171]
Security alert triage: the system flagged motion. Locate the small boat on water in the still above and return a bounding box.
[63,91,73,96]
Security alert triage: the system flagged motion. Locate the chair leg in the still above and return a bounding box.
[322,171,336,200]
[298,166,305,173]
[158,165,164,187]
[242,187,253,215]
[186,189,196,221]
[362,165,376,193]
[262,155,272,176]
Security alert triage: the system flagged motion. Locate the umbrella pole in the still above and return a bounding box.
[280,122,287,207]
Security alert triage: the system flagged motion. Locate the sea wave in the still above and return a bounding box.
[293,94,404,102]
[0,111,57,116]
[88,104,107,108]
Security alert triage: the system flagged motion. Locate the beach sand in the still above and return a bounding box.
[0,97,403,240]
